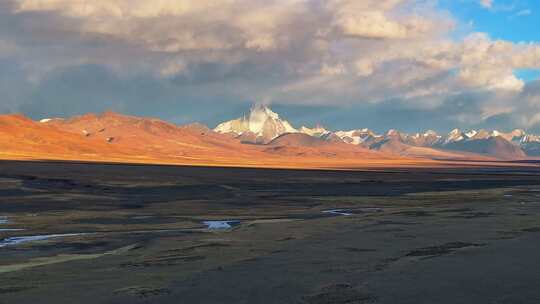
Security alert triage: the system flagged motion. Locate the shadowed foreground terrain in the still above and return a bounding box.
[2,161,540,303]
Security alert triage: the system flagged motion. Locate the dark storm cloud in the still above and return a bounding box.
[11,64,254,125]
[275,95,486,134]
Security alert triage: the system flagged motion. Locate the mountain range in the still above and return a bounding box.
[215,104,540,159]
[0,105,539,169]
[0,111,420,169]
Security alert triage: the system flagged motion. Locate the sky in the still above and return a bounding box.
[1,0,540,134]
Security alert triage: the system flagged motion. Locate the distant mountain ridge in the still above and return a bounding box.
[1,105,537,165]
[1,111,418,169]
[214,105,540,159]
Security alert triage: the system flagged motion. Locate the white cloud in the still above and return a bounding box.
[159,59,187,78]
[320,63,346,76]
[480,0,493,9]
[15,0,308,52]
[458,67,524,91]
[515,9,532,17]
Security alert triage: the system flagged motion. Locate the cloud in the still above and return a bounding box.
[326,0,442,39]
[480,0,493,9]
[14,0,309,52]
[0,0,539,132]
[515,9,532,17]
[0,39,18,57]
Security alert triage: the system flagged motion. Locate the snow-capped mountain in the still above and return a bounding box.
[214,105,297,143]
[299,125,330,137]
[373,128,531,158]
[444,129,466,144]
[310,125,538,159]
[334,129,382,145]
[446,129,527,143]
[408,130,442,146]
[514,133,540,156]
